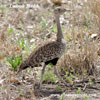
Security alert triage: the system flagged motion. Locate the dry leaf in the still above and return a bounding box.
[10,79,20,83]
[46,0,62,5]
[97,49,100,56]
[11,73,17,76]
[0,56,4,60]
[15,97,21,100]
[52,0,62,5]
[15,47,20,51]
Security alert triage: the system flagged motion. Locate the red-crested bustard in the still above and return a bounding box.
[18,7,67,86]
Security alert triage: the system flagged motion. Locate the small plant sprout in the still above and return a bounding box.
[19,38,25,50]
[89,79,94,86]
[59,93,65,100]
[52,24,57,33]
[77,88,81,94]
[38,70,58,83]
[8,28,13,36]
[64,71,74,85]
[43,71,58,83]
[56,86,62,91]
[7,55,22,71]
[32,42,35,51]
[85,95,88,100]
[41,18,47,30]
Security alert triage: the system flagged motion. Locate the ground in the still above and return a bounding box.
[0,0,100,100]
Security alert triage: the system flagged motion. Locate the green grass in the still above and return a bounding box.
[64,71,74,85]
[38,70,58,84]
[51,24,57,33]
[39,64,58,83]
[8,28,13,36]
[19,38,25,50]
[76,88,81,94]
[56,86,62,91]
[43,71,58,83]
[41,18,46,29]
[59,93,65,100]
[7,55,22,71]
[85,95,88,100]
[89,79,94,86]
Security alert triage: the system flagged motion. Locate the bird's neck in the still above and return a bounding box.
[55,15,64,42]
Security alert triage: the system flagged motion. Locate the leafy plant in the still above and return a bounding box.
[32,42,36,51]
[8,28,13,36]
[59,96,63,100]
[51,24,64,34]
[89,79,94,86]
[77,88,81,94]
[19,38,25,50]
[56,86,62,91]
[64,71,74,85]
[44,71,58,83]
[41,19,46,29]
[38,71,58,83]
[85,95,88,100]
[7,55,22,71]
[51,24,57,33]
[59,93,65,100]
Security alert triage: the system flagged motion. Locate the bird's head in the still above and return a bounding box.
[54,7,66,16]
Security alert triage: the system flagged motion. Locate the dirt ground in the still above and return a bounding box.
[0,0,100,100]
[0,62,100,100]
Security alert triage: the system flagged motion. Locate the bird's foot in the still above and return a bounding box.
[34,81,43,91]
[37,81,43,90]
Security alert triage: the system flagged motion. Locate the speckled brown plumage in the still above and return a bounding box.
[19,40,66,69]
[18,7,66,86]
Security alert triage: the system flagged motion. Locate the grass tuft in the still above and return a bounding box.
[7,55,22,71]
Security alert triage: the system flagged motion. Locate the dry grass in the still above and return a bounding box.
[58,42,98,79]
[57,0,100,81]
[0,0,100,99]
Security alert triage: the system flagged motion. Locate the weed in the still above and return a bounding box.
[89,79,94,86]
[7,55,22,71]
[19,38,35,55]
[38,71,58,83]
[18,88,25,96]
[59,96,63,100]
[32,42,36,51]
[77,88,81,94]
[41,18,46,30]
[85,95,88,100]
[24,41,31,55]
[56,86,62,91]
[8,28,13,36]
[19,38,25,50]
[51,24,57,33]
[43,71,58,83]
[0,86,6,92]
[64,72,74,85]
[72,96,75,100]
[59,93,65,100]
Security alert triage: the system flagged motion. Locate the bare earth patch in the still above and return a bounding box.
[0,63,100,100]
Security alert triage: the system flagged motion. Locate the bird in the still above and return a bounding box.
[18,7,67,87]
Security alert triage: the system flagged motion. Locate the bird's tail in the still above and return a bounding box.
[17,61,29,73]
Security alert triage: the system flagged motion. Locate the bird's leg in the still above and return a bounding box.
[54,65,66,86]
[40,63,46,88]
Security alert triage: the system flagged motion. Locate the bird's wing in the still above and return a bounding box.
[28,41,64,66]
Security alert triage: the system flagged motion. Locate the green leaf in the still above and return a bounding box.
[8,28,13,36]
[52,24,57,33]
[6,55,23,71]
